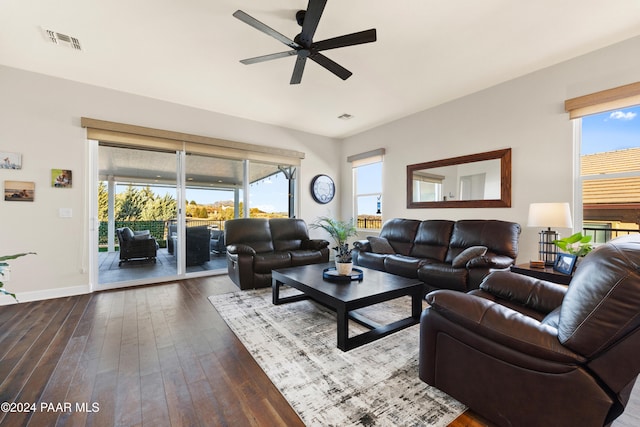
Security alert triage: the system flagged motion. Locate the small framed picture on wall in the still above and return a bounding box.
[4,180,35,202]
[0,152,22,170]
[52,169,72,188]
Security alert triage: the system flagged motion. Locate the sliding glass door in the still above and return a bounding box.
[94,143,298,289]
[97,145,179,287]
[183,153,244,274]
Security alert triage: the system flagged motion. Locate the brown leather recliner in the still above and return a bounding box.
[419,234,640,427]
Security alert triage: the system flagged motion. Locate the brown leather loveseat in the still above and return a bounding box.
[352,218,521,293]
[225,218,330,290]
[419,234,640,427]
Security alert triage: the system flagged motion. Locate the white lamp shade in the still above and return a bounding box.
[527,202,573,228]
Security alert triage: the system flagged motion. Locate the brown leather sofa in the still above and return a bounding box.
[225,218,330,290]
[352,218,521,293]
[419,234,640,427]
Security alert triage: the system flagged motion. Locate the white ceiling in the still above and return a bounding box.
[2,0,640,139]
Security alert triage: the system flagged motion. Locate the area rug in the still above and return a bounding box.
[209,288,466,426]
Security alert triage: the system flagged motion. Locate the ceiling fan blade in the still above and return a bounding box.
[298,0,327,46]
[313,28,377,52]
[233,10,300,49]
[290,55,308,84]
[310,53,352,80]
[240,50,297,65]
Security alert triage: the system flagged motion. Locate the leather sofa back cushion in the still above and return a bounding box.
[379,218,421,256]
[559,235,640,357]
[225,218,275,253]
[270,218,310,252]
[447,220,520,262]
[409,220,454,261]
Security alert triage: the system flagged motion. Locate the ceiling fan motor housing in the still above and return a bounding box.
[296,10,306,26]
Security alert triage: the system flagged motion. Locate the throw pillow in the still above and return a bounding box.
[452,246,488,268]
[367,236,395,254]
[132,230,151,240]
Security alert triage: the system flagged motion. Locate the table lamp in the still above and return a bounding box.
[527,202,573,265]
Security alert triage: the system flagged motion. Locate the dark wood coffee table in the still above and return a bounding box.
[272,263,424,351]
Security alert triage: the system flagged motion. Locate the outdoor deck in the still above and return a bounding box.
[98,247,228,285]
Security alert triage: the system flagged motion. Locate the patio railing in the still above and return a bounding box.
[582,226,640,244]
[99,219,226,248]
[357,217,383,230]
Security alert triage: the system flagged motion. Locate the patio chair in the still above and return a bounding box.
[116,227,158,266]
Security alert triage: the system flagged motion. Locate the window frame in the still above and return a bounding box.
[350,150,384,231]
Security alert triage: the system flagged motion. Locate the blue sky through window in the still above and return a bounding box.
[581,106,640,155]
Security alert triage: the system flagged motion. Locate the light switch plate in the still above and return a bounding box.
[59,208,73,218]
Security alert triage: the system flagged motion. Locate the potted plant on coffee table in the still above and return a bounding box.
[310,216,358,275]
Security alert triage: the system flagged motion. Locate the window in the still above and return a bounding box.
[578,105,640,243]
[412,172,443,202]
[349,149,384,230]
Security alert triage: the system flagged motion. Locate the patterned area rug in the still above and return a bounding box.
[209,287,466,426]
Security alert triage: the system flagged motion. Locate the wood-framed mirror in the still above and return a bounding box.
[407,148,511,208]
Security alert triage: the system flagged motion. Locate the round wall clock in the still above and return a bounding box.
[310,174,335,204]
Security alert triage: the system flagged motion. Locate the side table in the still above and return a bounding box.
[510,263,572,285]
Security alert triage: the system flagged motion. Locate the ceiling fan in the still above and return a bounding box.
[233,0,377,84]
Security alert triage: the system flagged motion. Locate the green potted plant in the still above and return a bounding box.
[310,216,358,274]
[553,232,593,257]
[0,252,35,302]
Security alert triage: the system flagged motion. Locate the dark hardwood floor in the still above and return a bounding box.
[1,275,638,427]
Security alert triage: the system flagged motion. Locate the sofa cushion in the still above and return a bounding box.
[409,220,454,261]
[379,218,421,256]
[225,218,275,253]
[290,249,326,267]
[253,252,291,273]
[367,236,395,254]
[418,263,469,292]
[132,230,151,240]
[355,251,388,272]
[384,254,430,278]
[446,220,520,263]
[452,246,487,268]
[119,227,134,241]
[270,218,310,252]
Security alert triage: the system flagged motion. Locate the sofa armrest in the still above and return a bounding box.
[425,289,583,363]
[479,270,567,313]
[226,243,256,256]
[466,253,514,269]
[301,239,330,251]
[352,239,371,251]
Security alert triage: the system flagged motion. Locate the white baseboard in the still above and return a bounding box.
[0,284,91,305]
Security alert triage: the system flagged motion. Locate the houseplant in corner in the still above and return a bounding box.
[310,216,358,275]
[0,252,35,302]
[553,232,593,258]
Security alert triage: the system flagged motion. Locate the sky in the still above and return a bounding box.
[581,105,640,155]
[117,175,289,213]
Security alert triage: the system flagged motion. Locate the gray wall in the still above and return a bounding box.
[0,65,340,302]
[341,35,640,262]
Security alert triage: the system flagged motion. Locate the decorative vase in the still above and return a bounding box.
[335,261,353,275]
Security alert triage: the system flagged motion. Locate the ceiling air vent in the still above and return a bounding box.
[43,29,82,51]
